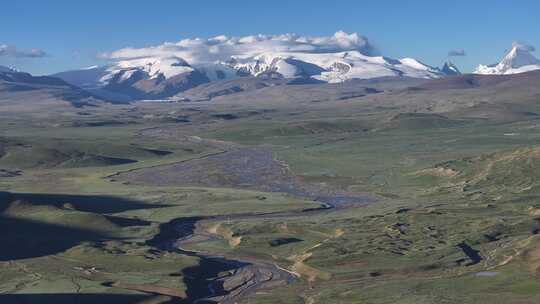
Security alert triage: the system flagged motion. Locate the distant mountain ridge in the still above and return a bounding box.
[0,65,73,86]
[0,65,107,107]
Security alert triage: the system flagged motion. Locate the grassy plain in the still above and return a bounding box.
[3,76,540,303]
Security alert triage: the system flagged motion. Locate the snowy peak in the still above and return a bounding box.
[499,45,540,70]
[441,61,461,76]
[475,43,540,75]
[107,56,194,81]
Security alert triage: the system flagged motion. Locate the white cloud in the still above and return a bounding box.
[512,41,535,52]
[100,31,377,65]
[448,49,466,57]
[0,44,48,58]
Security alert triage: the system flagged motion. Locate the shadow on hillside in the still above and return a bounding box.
[0,191,166,261]
[0,191,164,214]
[0,216,106,261]
[0,293,181,304]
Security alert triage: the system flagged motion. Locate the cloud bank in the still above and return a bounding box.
[512,41,535,52]
[100,31,378,65]
[448,49,466,57]
[0,44,48,58]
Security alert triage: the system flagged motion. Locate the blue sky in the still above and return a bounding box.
[1,0,539,75]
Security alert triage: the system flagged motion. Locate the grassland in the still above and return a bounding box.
[3,77,540,303]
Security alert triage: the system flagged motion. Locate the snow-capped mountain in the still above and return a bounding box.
[475,43,540,75]
[440,61,461,76]
[221,51,442,83]
[0,66,66,86]
[53,32,446,100]
[0,65,108,107]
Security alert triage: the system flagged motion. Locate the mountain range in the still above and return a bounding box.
[3,33,540,103]
[0,65,105,108]
[51,32,458,101]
